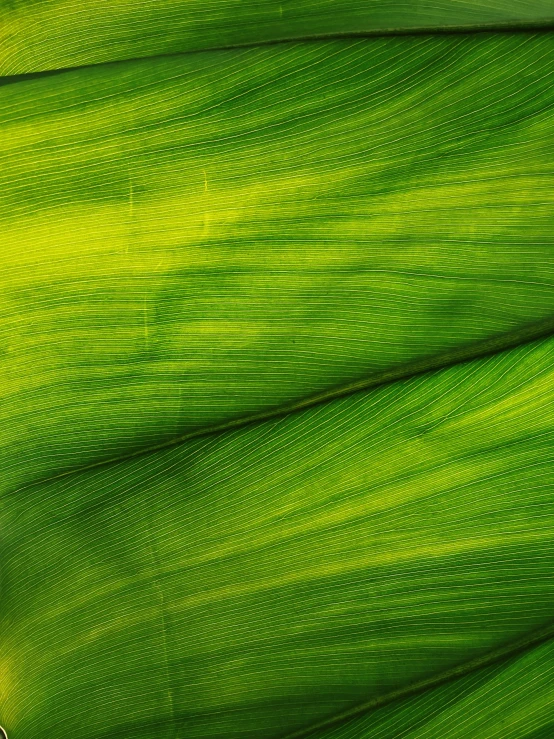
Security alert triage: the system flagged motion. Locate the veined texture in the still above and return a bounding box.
[1,17,554,739]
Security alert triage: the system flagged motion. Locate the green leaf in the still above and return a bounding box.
[3,33,554,495]
[1,25,554,739]
[1,0,554,74]
[2,335,554,738]
[312,634,554,738]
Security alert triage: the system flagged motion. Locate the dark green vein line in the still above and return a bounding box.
[2,23,554,82]
[0,68,72,89]
[281,620,554,739]
[11,314,554,496]
[176,18,554,53]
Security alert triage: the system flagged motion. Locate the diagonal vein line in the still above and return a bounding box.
[281,620,554,739]
[11,314,554,495]
[2,22,554,82]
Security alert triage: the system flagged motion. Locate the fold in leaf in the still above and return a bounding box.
[3,34,554,495]
[2,334,554,738]
[1,0,554,74]
[312,634,554,738]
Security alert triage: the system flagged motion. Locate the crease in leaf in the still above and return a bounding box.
[2,0,554,74]
[2,34,554,495]
[305,632,554,738]
[2,333,554,737]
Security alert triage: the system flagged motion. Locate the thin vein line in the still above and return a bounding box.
[10,315,554,495]
[281,620,554,739]
[2,23,554,82]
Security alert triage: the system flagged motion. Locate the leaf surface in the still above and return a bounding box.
[2,34,554,494]
[1,24,554,739]
[1,0,554,74]
[313,635,554,738]
[2,335,554,737]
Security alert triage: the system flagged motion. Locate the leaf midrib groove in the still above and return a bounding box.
[280,620,554,739]
[11,314,554,496]
[2,21,554,83]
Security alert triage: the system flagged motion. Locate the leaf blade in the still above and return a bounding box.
[2,0,554,74]
[309,633,554,738]
[2,335,554,737]
[2,34,554,493]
